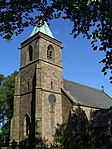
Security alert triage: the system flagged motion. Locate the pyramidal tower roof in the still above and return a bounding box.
[30,21,54,38]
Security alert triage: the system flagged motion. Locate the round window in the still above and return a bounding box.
[48,94,56,106]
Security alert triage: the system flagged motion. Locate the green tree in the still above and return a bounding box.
[0,71,18,146]
[0,0,112,82]
[0,74,6,127]
[51,124,64,149]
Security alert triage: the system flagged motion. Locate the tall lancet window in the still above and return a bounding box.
[24,114,31,137]
[47,45,54,61]
[28,45,33,61]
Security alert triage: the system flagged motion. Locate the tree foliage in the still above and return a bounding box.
[0,0,112,81]
[52,107,112,149]
[0,71,18,146]
[0,74,6,127]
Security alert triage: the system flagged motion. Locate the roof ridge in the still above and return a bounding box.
[102,91,112,100]
[64,79,102,92]
[64,79,112,99]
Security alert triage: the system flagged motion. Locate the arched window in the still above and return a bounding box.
[28,45,33,61]
[24,114,31,137]
[47,45,54,61]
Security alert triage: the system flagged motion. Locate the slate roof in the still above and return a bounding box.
[64,80,112,109]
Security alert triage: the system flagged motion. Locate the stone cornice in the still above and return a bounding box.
[14,91,32,96]
[20,58,63,70]
[35,86,61,95]
[21,32,63,49]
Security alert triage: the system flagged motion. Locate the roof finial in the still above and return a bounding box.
[101,85,104,92]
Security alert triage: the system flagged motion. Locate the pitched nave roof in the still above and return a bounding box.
[64,79,112,109]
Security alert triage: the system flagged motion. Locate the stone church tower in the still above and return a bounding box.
[11,22,63,143]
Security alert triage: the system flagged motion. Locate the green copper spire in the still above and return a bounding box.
[30,21,54,38]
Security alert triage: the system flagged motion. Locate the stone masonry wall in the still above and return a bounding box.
[73,105,98,121]
[41,62,63,92]
[12,73,20,142]
[19,63,36,140]
[20,38,39,67]
[62,92,73,125]
[39,38,62,67]
[16,34,40,141]
[41,91,62,143]
[35,33,63,143]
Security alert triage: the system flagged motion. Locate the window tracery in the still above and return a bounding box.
[47,45,54,61]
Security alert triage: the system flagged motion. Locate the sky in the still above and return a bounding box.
[0,18,112,97]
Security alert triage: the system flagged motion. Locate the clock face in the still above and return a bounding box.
[48,94,56,106]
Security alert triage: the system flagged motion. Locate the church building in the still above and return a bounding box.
[11,22,112,145]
